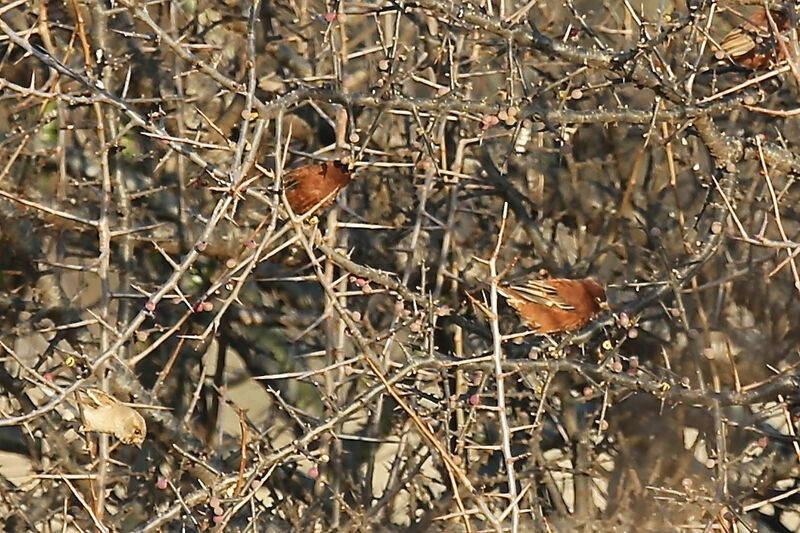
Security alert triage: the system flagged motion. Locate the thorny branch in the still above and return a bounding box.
[1,1,800,531]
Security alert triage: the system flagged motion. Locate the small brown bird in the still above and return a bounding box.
[718,7,792,69]
[497,278,607,334]
[77,388,146,447]
[283,160,352,215]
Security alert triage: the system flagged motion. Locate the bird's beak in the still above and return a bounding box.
[598,300,611,311]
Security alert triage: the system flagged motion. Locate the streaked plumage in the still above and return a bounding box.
[497,278,607,333]
[719,8,791,69]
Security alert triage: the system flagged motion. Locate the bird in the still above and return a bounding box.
[496,277,608,334]
[77,388,146,447]
[718,7,792,70]
[282,159,352,215]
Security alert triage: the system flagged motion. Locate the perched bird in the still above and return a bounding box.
[77,388,146,447]
[497,278,608,334]
[282,160,352,215]
[718,7,792,69]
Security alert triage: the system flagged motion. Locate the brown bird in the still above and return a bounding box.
[718,7,792,69]
[77,388,147,447]
[283,160,352,215]
[497,278,608,334]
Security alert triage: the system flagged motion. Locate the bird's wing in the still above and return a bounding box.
[502,280,576,311]
[80,388,119,408]
[282,170,303,193]
[720,28,758,57]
